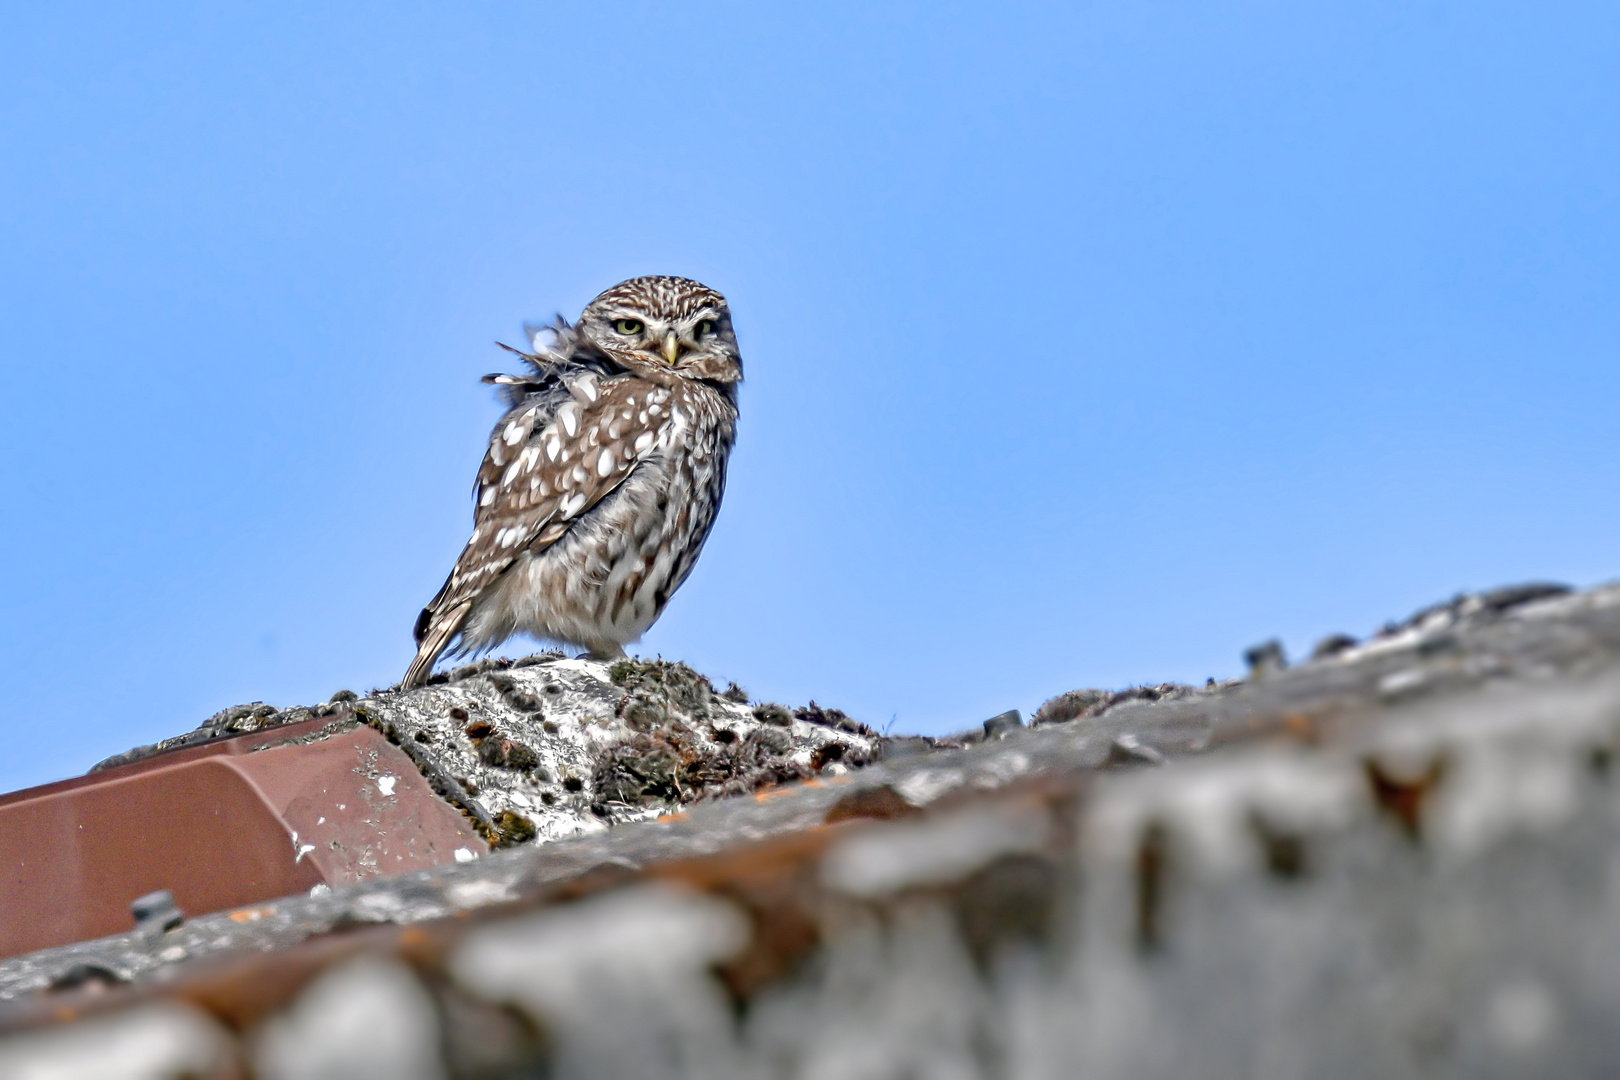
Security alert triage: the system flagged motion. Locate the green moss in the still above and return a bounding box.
[493,809,538,846]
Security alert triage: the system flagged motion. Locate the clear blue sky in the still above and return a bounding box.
[1,2,1616,792]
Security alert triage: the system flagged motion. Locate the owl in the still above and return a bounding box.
[402,276,742,688]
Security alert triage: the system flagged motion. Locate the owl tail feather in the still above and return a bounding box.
[402,600,473,689]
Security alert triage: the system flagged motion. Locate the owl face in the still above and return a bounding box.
[576,276,742,385]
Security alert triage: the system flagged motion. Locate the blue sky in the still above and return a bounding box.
[1,2,1616,791]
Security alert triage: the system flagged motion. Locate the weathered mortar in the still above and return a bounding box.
[7,581,1620,1078]
[97,654,882,850]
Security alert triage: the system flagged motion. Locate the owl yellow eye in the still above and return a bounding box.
[695,319,715,337]
[613,318,644,335]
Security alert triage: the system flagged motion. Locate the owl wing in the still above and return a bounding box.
[404,375,678,683]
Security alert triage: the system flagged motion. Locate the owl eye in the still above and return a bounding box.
[695,319,715,337]
[612,318,644,335]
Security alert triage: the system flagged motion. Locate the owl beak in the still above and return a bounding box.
[662,331,682,364]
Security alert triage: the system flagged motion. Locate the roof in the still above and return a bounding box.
[1,582,1617,1076]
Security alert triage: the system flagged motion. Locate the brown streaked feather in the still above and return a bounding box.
[403,599,472,688]
[405,376,677,683]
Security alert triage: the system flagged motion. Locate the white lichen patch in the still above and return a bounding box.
[821,803,1051,897]
[448,883,748,1076]
[252,956,446,1080]
[1083,747,1369,879]
[356,655,880,849]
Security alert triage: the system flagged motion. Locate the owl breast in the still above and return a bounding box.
[459,380,736,656]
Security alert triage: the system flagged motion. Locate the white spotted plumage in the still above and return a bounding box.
[403,276,742,688]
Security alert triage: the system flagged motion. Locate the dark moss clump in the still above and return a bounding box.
[460,714,541,772]
[203,702,282,734]
[1031,684,1198,727]
[445,657,514,684]
[621,697,669,732]
[593,725,814,808]
[1031,689,1110,726]
[794,701,877,737]
[485,672,544,714]
[609,658,717,726]
[594,737,688,803]
[493,809,537,846]
[477,737,540,772]
[511,651,567,668]
[752,703,793,727]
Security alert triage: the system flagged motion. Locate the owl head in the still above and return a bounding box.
[570,276,742,385]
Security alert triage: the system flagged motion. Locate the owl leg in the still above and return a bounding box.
[583,644,626,662]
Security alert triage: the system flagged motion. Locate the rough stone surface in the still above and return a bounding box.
[96,654,881,850]
[362,654,881,847]
[3,580,1619,1078]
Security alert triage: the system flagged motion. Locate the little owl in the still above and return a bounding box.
[403,276,741,688]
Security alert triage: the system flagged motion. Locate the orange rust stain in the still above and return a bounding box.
[53,1006,76,1023]
[229,907,274,923]
[755,786,800,803]
[399,927,428,946]
[657,811,691,823]
[648,825,843,891]
[1284,714,1314,738]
